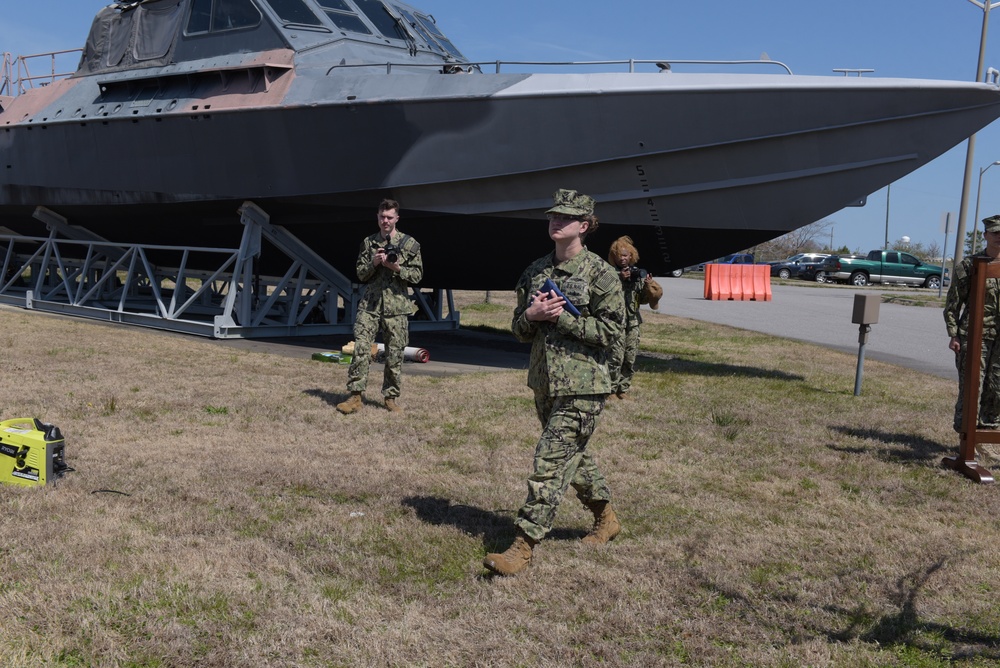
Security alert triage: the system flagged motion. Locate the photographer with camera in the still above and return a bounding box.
[607,235,661,400]
[336,199,423,415]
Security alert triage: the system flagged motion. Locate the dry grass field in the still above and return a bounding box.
[2,289,999,667]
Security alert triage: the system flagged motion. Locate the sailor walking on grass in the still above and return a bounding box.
[484,189,625,576]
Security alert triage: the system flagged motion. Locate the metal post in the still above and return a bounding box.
[884,183,891,249]
[954,1,1000,276]
[940,212,951,297]
[973,161,1000,254]
[854,325,870,396]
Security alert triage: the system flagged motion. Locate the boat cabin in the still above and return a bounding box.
[76,0,467,75]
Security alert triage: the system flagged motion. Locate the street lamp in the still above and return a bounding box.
[953,0,1000,274]
[972,160,1000,253]
[884,183,892,250]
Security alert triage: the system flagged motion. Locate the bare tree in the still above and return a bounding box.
[754,220,835,261]
[888,239,946,263]
[925,240,942,263]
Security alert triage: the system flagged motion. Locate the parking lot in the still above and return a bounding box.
[655,276,954,379]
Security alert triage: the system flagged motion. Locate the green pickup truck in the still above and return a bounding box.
[826,250,943,289]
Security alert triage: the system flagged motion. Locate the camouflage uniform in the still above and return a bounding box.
[609,275,644,395]
[511,248,625,541]
[346,230,423,398]
[944,250,1000,431]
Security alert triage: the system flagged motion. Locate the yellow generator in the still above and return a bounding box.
[0,418,67,487]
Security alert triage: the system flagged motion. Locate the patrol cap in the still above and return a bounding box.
[984,215,1000,233]
[546,189,595,217]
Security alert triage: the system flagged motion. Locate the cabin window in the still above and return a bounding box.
[262,0,323,26]
[187,0,262,34]
[353,0,407,41]
[396,8,464,59]
[414,12,464,59]
[396,9,439,52]
[316,0,372,34]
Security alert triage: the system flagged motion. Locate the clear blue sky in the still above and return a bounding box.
[5,0,1000,257]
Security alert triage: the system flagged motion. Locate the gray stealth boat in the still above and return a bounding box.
[2,0,1000,289]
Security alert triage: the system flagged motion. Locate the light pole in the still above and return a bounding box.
[954,0,1000,274]
[972,160,1000,253]
[884,183,891,249]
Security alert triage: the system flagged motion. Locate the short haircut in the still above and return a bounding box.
[379,198,400,213]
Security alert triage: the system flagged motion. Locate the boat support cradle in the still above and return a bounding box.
[0,202,459,339]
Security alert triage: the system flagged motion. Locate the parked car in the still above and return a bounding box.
[796,254,835,282]
[826,250,942,288]
[767,253,829,279]
[682,253,754,273]
[719,253,755,264]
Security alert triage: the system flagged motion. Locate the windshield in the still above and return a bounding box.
[263,0,323,26]
[414,12,464,59]
[316,0,372,34]
[353,0,408,40]
[187,0,263,33]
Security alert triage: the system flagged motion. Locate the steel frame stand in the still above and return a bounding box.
[0,202,459,338]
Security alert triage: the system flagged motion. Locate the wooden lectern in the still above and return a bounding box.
[942,255,998,484]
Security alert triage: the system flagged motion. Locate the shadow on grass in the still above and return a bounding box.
[303,388,387,410]
[819,556,1000,661]
[402,495,587,552]
[828,425,952,463]
[303,388,343,407]
[637,354,804,381]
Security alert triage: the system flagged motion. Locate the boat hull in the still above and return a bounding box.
[2,71,1000,287]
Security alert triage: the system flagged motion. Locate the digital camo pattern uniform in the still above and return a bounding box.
[609,274,644,394]
[943,251,1000,431]
[347,231,423,398]
[511,248,625,541]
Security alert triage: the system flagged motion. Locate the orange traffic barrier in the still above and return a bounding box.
[704,263,772,301]
[753,264,772,301]
[739,265,755,300]
[731,264,748,300]
[715,264,731,300]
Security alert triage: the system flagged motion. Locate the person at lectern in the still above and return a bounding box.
[944,215,1000,432]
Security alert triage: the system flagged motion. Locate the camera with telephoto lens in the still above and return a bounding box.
[626,266,648,282]
[380,241,399,264]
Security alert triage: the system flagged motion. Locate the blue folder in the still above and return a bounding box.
[540,278,581,317]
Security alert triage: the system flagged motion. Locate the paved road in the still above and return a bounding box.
[654,277,955,379]
[213,277,955,380]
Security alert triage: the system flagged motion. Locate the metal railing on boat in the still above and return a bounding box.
[0,49,82,97]
[326,58,793,76]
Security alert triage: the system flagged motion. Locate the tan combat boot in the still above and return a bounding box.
[336,392,363,415]
[582,500,621,545]
[483,532,537,576]
[384,397,402,413]
[616,392,630,401]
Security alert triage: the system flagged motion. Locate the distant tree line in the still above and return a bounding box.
[750,220,945,263]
